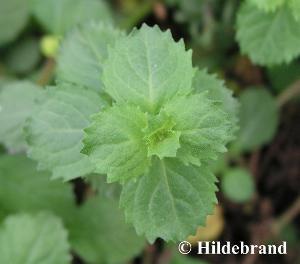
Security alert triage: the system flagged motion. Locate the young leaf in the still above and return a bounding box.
[221,168,255,203]
[0,0,29,46]
[0,213,71,264]
[102,24,195,112]
[25,83,105,181]
[233,88,279,152]
[0,81,42,153]
[236,2,300,66]
[163,93,235,166]
[82,104,150,183]
[120,158,217,242]
[0,155,76,223]
[68,194,145,264]
[57,22,123,93]
[32,0,112,35]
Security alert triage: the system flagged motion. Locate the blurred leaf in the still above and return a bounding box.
[32,0,113,35]
[25,83,106,181]
[221,168,255,203]
[188,205,224,243]
[68,194,145,264]
[0,154,76,224]
[268,62,300,93]
[0,212,71,264]
[0,0,29,46]
[0,81,43,153]
[4,37,40,74]
[57,22,123,93]
[233,88,279,152]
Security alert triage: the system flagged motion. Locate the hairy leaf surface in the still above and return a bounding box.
[103,24,195,112]
[0,213,70,264]
[25,83,105,181]
[57,22,123,93]
[69,194,145,264]
[236,2,300,65]
[120,158,217,242]
[0,81,42,152]
[82,104,150,183]
[32,0,112,35]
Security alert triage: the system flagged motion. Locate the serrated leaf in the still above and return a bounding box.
[236,2,300,66]
[69,194,145,264]
[103,24,195,112]
[32,0,113,35]
[0,213,70,264]
[233,88,279,152]
[163,93,236,166]
[120,158,217,242]
[193,69,239,117]
[82,104,150,183]
[0,0,29,46]
[57,22,123,93]
[0,81,42,153]
[221,168,255,203]
[0,154,76,223]
[25,83,105,181]
[249,0,285,12]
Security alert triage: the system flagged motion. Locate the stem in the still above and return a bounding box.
[277,79,300,108]
[37,58,56,86]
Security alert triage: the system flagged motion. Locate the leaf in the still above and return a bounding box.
[163,93,236,166]
[236,2,300,66]
[120,158,217,242]
[103,24,195,112]
[248,0,285,12]
[193,69,239,117]
[82,104,150,183]
[0,154,76,224]
[57,22,123,93]
[0,81,42,153]
[4,37,41,74]
[233,88,279,152]
[68,194,145,264]
[32,0,113,35]
[0,213,71,264]
[221,168,255,203]
[0,0,29,46]
[25,83,105,181]
[289,0,300,21]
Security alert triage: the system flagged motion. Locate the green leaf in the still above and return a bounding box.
[120,158,217,242]
[0,213,70,264]
[163,93,236,166]
[233,88,279,152]
[0,154,76,223]
[248,0,285,12]
[4,37,41,74]
[57,22,123,93]
[25,83,105,181]
[32,0,113,35]
[221,168,255,203]
[0,0,29,46]
[0,81,42,153]
[289,0,300,21]
[82,104,150,183]
[193,69,239,117]
[236,2,300,66]
[69,194,145,264]
[103,24,195,112]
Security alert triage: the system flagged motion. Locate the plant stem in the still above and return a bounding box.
[277,79,300,108]
[36,58,56,86]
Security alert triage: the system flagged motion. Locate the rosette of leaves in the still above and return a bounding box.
[82,24,238,242]
[26,22,237,242]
